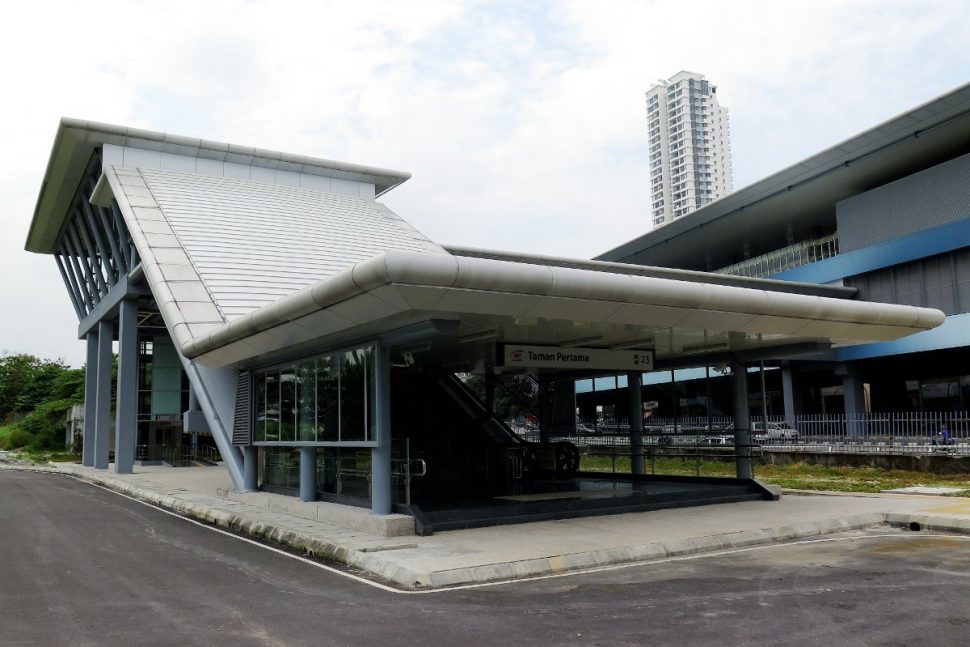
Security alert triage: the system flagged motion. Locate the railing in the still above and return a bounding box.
[135,443,223,466]
[716,233,839,278]
[508,412,970,456]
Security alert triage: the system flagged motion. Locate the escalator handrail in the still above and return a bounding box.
[436,373,525,446]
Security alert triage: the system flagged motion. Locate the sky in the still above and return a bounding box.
[1,0,968,367]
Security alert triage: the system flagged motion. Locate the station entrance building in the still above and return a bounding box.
[25,120,942,531]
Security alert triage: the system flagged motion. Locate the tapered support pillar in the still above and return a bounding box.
[82,332,98,466]
[300,447,317,502]
[242,446,258,492]
[837,363,867,437]
[114,299,137,474]
[94,319,114,470]
[732,361,753,480]
[628,371,644,476]
[371,343,392,515]
[782,364,798,426]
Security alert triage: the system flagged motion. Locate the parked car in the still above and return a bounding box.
[755,421,799,440]
[698,435,733,446]
[722,421,799,441]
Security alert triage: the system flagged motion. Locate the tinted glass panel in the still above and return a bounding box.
[279,366,296,442]
[297,360,316,442]
[317,356,339,442]
[263,371,280,442]
[340,349,367,441]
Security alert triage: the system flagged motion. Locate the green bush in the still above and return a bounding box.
[2,427,34,450]
[13,398,74,451]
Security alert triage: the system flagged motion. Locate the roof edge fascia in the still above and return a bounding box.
[180,250,945,363]
[443,244,857,299]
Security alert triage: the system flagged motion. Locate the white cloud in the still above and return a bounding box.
[1,0,968,365]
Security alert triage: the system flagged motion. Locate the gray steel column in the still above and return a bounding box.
[782,364,798,426]
[627,371,644,476]
[114,299,137,474]
[731,361,753,480]
[371,344,393,515]
[94,319,114,469]
[839,364,867,437]
[82,332,99,466]
[242,446,258,492]
[299,447,317,502]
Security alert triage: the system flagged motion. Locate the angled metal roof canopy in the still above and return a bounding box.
[25,118,412,254]
[24,118,947,372]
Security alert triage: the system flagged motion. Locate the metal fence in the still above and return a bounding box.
[509,411,970,456]
[716,233,840,279]
[136,443,223,466]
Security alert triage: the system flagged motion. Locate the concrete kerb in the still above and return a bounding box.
[6,462,970,590]
[418,512,894,589]
[0,463,415,586]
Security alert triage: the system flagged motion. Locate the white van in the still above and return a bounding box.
[754,421,799,440]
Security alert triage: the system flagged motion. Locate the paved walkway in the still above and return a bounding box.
[4,461,970,589]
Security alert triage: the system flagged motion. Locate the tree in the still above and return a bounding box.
[0,354,43,419]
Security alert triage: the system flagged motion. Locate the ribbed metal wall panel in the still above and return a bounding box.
[138,168,446,320]
[846,247,970,315]
[837,151,970,253]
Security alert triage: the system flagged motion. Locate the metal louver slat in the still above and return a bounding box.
[231,371,252,445]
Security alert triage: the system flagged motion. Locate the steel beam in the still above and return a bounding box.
[81,200,115,285]
[96,204,127,275]
[63,230,96,309]
[114,298,138,474]
[73,211,107,296]
[110,201,132,270]
[76,275,150,339]
[54,253,84,319]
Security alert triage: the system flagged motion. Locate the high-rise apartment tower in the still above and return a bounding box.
[646,71,733,228]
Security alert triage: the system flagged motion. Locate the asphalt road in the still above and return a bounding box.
[2,469,970,646]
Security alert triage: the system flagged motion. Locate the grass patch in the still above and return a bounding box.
[13,450,80,465]
[580,454,970,495]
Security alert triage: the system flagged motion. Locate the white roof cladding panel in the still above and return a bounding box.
[138,168,447,320]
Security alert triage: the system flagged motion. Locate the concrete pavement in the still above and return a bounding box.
[4,460,970,589]
[7,469,970,646]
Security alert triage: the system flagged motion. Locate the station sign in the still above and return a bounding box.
[500,344,655,371]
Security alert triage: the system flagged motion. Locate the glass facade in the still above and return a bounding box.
[252,344,376,445]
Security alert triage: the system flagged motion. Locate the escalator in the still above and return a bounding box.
[390,370,579,509]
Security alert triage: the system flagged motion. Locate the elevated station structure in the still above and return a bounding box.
[25,119,943,530]
[600,82,970,421]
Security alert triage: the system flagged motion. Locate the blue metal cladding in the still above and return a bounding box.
[836,312,970,361]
